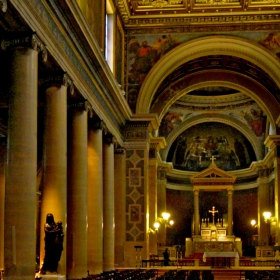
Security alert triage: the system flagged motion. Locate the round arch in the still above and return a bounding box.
[161,113,262,162]
[137,35,280,124]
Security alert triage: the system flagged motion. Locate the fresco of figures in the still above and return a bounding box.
[168,122,257,171]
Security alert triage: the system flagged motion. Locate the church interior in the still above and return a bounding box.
[1,0,280,279]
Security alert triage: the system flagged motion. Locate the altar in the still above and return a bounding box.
[184,159,242,259]
[203,251,239,268]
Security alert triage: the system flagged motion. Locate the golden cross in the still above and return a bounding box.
[209,206,218,224]
[210,155,216,164]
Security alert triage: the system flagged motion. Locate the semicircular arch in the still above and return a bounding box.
[161,113,262,162]
[137,35,280,124]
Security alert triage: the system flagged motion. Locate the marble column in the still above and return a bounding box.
[114,148,126,267]
[103,135,115,271]
[149,157,158,255]
[87,119,105,274]
[194,190,200,236]
[3,34,43,280]
[40,73,71,275]
[257,168,270,245]
[227,189,233,236]
[67,101,91,279]
[157,169,167,246]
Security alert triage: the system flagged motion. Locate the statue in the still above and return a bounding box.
[41,213,64,274]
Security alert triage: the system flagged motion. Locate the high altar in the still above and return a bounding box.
[185,158,242,257]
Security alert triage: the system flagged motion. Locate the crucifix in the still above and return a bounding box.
[210,155,216,164]
[209,206,218,224]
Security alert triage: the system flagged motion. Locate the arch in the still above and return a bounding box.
[151,71,277,130]
[136,35,280,124]
[161,113,262,162]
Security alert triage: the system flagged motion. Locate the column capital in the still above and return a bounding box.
[227,189,233,195]
[104,134,117,146]
[68,100,93,117]
[193,189,199,196]
[114,148,126,155]
[89,117,107,132]
[0,0,7,12]
[157,169,167,180]
[255,166,270,178]
[264,135,280,150]
[39,72,74,94]
[1,33,47,61]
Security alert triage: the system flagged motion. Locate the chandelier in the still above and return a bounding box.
[148,212,174,234]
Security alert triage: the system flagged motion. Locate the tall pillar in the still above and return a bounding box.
[103,134,115,271]
[87,119,105,274]
[114,148,126,267]
[0,143,5,271]
[3,34,43,280]
[264,136,280,258]
[257,168,270,245]
[149,155,158,255]
[157,168,167,245]
[227,189,233,236]
[194,190,200,236]
[67,101,91,279]
[40,73,71,275]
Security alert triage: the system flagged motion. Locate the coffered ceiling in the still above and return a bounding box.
[117,0,280,28]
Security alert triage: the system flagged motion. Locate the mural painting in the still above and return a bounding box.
[126,31,280,112]
[167,122,256,171]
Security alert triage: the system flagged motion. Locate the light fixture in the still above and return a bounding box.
[148,221,160,234]
[263,211,272,223]
[157,212,174,227]
[250,219,258,228]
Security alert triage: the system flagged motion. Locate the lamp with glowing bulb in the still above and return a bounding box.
[263,211,272,223]
[157,212,174,227]
[148,221,160,234]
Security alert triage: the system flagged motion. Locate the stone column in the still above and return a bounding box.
[149,148,158,255]
[257,168,270,245]
[157,168,167,246]
[2,34,44,280]
[67,101,91,279]
[103,134,115,271]
[227,189,233,236]
[264,136,280,258]
[87,119,105,274]
[194,190,200,236]
[40,73,71,275]
[114,148,126,267]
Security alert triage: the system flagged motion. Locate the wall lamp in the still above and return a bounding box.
[263,212,272,223]
[157,212,174,228]
[148,221,160,234]
[251,219,258,228]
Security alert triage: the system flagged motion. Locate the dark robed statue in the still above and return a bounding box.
[41,213,64,274]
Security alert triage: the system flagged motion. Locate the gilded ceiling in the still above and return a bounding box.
[118,0,280,27]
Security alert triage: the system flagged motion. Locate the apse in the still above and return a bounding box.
[167,122,257,172]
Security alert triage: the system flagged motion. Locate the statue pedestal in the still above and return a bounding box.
[41,275,66,280]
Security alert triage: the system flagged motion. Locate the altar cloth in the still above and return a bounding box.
[203,251,239,262]
[40,275,66,280]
